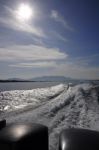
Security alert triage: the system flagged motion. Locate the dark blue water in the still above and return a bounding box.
[0,80,98,91]
[0,82,64,91]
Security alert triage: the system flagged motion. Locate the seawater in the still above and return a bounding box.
[0,82,65,91]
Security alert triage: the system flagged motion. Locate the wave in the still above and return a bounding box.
[0,84,65,112]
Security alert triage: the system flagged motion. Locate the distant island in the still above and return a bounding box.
[0,76,71,82]
[0,76,98,82]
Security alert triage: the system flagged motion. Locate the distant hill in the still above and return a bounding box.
[29,76,72,82]
[0,76,73,82]
[0,76,98,83]
[7,78,25,81]
[0,78,25,82]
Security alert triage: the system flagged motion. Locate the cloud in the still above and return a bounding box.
[9,61,57,68]
[0,17,45,38]
[8,53,99,79]
[0,51,99,79]
[0,6,45,38]
[69,54,99,67]
[51,10,74,31]
[51,31,69,42]
[74,54,99,61]
[0,45,67,61]
[45,62,99,80]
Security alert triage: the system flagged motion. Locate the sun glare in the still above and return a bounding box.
[16,3,33,21]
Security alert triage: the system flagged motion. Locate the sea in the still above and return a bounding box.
[0,80,98,91]
[0,82,64,91]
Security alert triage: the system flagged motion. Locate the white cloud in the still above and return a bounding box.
[0,53,99,79]
[0,6,45,38]
[49,62,99,80]
[0,45,67,61]
[68,54,99,67]
[0,17,45,38]
[8,56,99,79]
[9,61,57,68]
[51,10,74,31]
[51,31,68,42]
[74,54,99,62]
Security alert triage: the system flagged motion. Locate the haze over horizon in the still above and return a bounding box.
[0,0,99,80]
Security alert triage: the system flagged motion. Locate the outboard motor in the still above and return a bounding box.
[0,123,48,150]
[0,119,6,130]
[59,128,99,150]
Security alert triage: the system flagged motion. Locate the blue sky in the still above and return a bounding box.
[0,0,99,79]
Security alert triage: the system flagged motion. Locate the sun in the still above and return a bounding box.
[16,3,33,21]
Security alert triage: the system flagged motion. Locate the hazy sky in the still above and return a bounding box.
[0,0,99,79]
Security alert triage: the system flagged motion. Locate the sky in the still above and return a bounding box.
[0,0,99,80]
